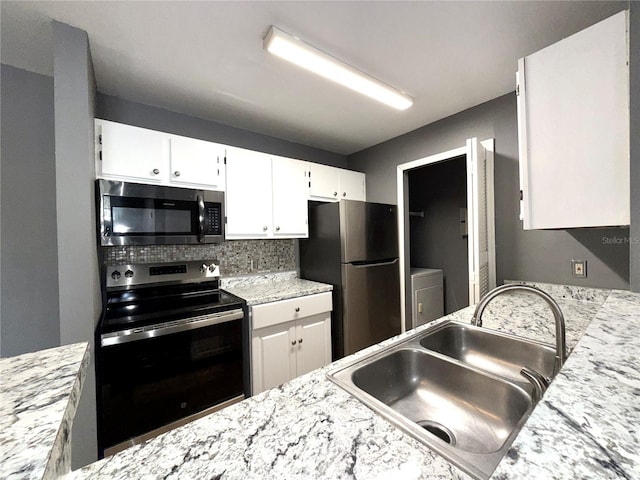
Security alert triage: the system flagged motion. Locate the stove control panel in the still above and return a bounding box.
[106,260,220,289]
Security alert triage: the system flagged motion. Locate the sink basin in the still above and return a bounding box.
[418,322,557,387]
[351,348,531,454]
[327,320,559,479]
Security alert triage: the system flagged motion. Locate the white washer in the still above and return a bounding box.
[410,268,444,329]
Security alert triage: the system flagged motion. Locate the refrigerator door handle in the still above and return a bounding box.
[352,258,398,268]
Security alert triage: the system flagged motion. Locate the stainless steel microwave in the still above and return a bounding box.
[97,180,224,246]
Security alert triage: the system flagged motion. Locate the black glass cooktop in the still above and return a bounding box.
[101,282,243,334]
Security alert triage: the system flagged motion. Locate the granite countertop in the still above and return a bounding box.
[222,271,333,306]
[66,282,640,479]
[0,342,90,480]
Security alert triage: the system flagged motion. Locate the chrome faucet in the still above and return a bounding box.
[471,283,567,377]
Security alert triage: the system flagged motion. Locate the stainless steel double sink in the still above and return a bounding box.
[327,320,558,479]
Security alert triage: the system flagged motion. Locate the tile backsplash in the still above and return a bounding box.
[102,239,296,276]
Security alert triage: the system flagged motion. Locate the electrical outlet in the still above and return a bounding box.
[571,260,587,278]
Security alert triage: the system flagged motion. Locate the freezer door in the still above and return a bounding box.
[340,201,398,263]
[341,259,401,356]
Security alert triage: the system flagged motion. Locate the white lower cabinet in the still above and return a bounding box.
[251,292,332,395]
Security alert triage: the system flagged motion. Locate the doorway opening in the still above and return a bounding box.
[408,155,468,317]
[397,138,496,332]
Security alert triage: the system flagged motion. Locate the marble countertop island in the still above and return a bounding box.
[64,282,639,479]
[0,342,90,480]
[3,282,637,479]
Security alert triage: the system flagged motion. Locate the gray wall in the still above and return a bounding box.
[408,156,468,314]
[631,4,640,293]
[52,21,101,469]
[97,94,347,168]
[0,65,60,356]
[349,93,630,291]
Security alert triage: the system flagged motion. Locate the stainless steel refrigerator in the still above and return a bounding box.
[300,200,401,359]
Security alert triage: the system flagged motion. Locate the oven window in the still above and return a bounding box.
[98,319,244,452]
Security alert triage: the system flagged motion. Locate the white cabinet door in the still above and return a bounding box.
[225,148,273,238]
[169,136,224,190]
[309,163,340,201]
[250,292,332,395]
[272,157,309,237]
[295,313,332,377]
[251,323,296,394]
[339,170,366,201]
[98,120,168,183]
[517,11,629,229]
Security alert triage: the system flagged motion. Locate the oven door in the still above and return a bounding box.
[97,310,245,455]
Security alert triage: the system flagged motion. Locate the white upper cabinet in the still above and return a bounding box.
[169,136,225,190]
[225,149,310,239]
[309,163,366,202]
[97,120,168,183]
[339,169,366,201]
[271,156,309,237]
[225,148,273,238]
[96,119,224,191]
[309,163,340,201]
[517,11,629,229]
[97,119,367,237]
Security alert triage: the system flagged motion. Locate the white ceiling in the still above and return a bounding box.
[0,1,627,155]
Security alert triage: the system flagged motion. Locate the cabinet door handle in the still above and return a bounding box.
[298,338,303,344]
[152,169,160,175]
[343,192,347,197]
[291,340,297,345]
[333,191,338,197]
[418,302,423,314]
[276,226,280,232]
[263,226,268,231]
[174,170,181,177]
[295,307,300,312]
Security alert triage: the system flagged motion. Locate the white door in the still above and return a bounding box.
[339,170,366,201]
[225,148,273,238]
[295,314,332,376]
[466,138,495,304]
[169,136,224,189]
[272,157,309,237]
[309,163,340,201]
[99,120,168,183]
[251,323,296,394]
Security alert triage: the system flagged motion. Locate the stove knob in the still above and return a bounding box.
[111,270,121,280]
[125,270,134,278]
[208,263,218,273]
[199,263,208,274]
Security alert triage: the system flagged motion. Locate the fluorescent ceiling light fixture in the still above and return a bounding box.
[263,26,413,111]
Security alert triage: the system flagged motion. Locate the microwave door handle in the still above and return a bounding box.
[197,192,205,243]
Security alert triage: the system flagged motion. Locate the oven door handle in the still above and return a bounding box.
[101,309,244,347]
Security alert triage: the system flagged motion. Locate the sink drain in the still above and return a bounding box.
[417,420,456,446]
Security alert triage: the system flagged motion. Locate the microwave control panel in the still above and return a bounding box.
[204,204,222,236]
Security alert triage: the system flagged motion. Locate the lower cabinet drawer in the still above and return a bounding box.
[251,291,332,330]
